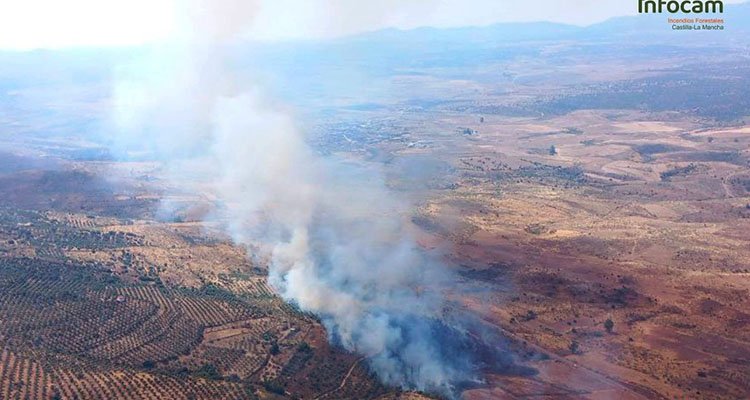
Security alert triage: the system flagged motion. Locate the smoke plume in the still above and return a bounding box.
[113,0,483,395]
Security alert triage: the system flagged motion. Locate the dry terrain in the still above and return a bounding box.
[2,10,750,399]
[404,111,750,399]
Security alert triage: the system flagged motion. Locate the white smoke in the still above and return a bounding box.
[205,90,475,393]
[112,0,481,395]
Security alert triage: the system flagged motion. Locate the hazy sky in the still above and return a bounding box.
[0,0,746,50]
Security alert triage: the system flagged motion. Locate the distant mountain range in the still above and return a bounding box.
[337,1,750,45]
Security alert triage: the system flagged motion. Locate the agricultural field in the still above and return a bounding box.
[0,203,399,399]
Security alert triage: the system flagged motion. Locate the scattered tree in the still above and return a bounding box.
[604,318,614,333]
[569,340,580,354]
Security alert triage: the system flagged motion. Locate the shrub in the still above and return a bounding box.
[263,380,285,395]
[195,363,221,380]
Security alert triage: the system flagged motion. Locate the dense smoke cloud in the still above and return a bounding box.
[113,0,481,395]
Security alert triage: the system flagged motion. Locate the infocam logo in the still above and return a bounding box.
[638,0,724,13]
